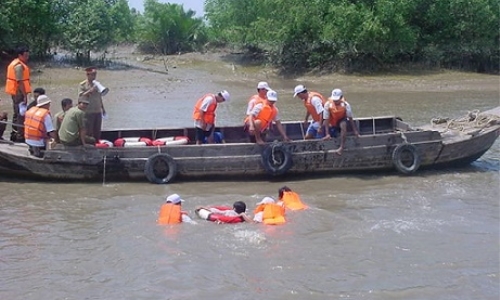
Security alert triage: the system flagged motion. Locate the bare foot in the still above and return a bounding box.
[333,148,343,155]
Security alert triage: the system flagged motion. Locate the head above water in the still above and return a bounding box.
[233,201,246,214]
[278,186,292,199]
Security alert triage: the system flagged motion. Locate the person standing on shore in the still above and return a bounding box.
[192,90,230,145]
[78,67,106,140]
[5,46,31,142]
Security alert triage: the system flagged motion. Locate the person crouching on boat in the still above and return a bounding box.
[322,89,360,155]
[195,201,254,223]
[192,90,230,145]
[24,95,56,158]
[58,99,96,146]
[253,196,286,225]
[245,90,290,145]
[157,193,196,225]
[293,84,326,139]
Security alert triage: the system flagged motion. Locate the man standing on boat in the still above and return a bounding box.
[24,95,56,157]
[5,46,31,142]
[246,90,290,145]
[78,67,106,141]
[192,90,230,145]
[293,84,326,139]
[58,98,96,146]
[322,89,360,155]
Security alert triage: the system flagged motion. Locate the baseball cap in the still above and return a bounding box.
[330,89,343,101]
[256,196,275,205]
[79,98,90,104]
[267,90,278,102]
[257,81,270,90]
[220,90,230,102]
[165,193,184,204]
[293,85,307,97]
[36,95,51,107]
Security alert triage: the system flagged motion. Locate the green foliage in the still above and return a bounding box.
[136,0,207,54]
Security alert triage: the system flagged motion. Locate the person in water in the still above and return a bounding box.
[157,193,196,225]
[253,196,286,225]
[277,186,308,210]
[196,201,254,223]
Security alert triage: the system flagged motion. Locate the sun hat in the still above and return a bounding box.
[165,193,184,204]
[220,90,230,102]
[256,196,275,205]
[257,81,270,90]
[36,95,51,107]
[330,89,343,101]
[293,85,307,97]
[266,90,278,102]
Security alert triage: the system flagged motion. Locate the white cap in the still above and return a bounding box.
[267,90,278,102]
[165,193,184,204]
[36,95,51,107]
[256,196,275,205]
[220,90,230,102]
[257,81,270,90]
[330,89,343,101]
[293,84,306,97]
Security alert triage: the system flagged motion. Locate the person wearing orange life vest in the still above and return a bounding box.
[293,84,326,139]
[245,82,270,143]
[24,95,56,158]
[322,89,360,155]
[246,90,291,145]
[278,186,308,210]
[192,90,230,145]
[157,193,196,225]
[5,46,32,142]
[253,196,286,225]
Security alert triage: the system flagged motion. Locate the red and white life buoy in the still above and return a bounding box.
[95,139,114,148]
[152,136,189,146]
[195,206,244,224]
[114,137,153,147]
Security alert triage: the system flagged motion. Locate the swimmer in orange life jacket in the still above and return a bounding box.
[196,201,254,223]
[253,196,286,225]
[157,193,196,225]
[278,186,308,210]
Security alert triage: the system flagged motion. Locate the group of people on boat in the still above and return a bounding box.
[157,186,308,225]
[193,81,359,155]
[1,46,107,156]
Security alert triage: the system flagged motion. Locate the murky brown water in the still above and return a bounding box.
[1,52,499,299]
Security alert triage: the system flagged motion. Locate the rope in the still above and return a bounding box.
[271,142,281,165]
[431,110,500,133]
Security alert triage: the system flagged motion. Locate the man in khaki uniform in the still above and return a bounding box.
[78,66,106,140]
[58,99,95,146]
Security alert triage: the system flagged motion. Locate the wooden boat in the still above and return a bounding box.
[0,107,499,184]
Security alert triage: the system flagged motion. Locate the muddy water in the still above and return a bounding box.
[0,54,499,299]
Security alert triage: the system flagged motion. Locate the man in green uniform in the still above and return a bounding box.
[58,99,95,146]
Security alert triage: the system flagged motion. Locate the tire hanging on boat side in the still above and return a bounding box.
[261,143,293,176]
[392,144,421,175]
[144,153,177,184]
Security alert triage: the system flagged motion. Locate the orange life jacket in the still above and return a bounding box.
[5,58,31,95]
[281,191,308,210]
[304,91,326,122]
[24,107,50,141]
[327,99,347,127]
[246,102,277,131]
[157,203,182,224]
[192,94,217,125]
[254,203,286,225]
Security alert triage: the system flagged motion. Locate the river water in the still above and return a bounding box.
[0,54,499,299]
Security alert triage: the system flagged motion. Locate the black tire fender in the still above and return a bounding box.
[144,153,177,184]
[392,144,421,175]
[261,143,293,176]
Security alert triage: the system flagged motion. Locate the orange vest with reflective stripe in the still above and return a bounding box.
[5,58,31,95]
[327,100,347,127]
[192,94,217,125]
[252,103,277,131]
[157,203,182,224]
[254,203,286,225]
[281,191,308,210]
[24,107,50,141]
[304,91,326,122]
